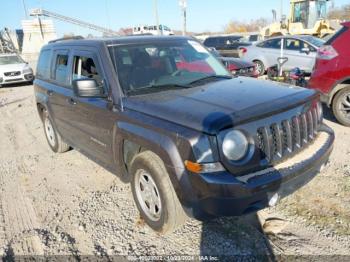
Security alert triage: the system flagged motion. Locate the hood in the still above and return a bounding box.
[220,57,254,68]
[124,78,317,135]
[0,63,28,74]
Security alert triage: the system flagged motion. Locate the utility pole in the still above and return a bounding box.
[154,0,160,35]
[280,0,283,21]
[179,0,187,36]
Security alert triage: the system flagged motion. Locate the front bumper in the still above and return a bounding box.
[0,73,34,85]
[186,124,334,219]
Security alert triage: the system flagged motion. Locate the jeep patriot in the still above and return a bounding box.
[34,36,334,233]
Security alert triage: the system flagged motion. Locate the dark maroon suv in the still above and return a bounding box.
[308,22,350,126]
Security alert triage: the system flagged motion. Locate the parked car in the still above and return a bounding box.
[209,48,258,77]
[203,35,252,58]
[34,36,334,234]
[0,53,34,87]
[240,35,325,76]
[308,22,350,126]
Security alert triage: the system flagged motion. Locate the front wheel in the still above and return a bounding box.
[332,86,350,126]
[130,151,187,234]
[254,60,265,76]
[43,110,70,153]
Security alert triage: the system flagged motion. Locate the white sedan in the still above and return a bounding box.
[240,35,325,76]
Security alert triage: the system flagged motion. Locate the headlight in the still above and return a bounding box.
[222,130,249,161]
[23,68,33,74]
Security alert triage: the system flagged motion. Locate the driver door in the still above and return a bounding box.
[66,49,115,166]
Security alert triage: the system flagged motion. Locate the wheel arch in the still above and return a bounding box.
[113,121,195,209]
[328,78,350,106]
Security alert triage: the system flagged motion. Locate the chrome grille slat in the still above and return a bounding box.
[300,113,308,144]
[257,107,320,164]
[312,107,318,134]
[282,120,293,153]
[292,116,301,150]
[307,110,314,139]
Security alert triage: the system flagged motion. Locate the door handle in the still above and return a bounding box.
[47,90,54,96]
[67,97,77,105]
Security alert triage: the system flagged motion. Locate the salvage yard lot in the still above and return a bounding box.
[0,84,350,258]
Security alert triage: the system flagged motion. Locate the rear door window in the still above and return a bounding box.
[258,39,282,49]
[53,51,70,86]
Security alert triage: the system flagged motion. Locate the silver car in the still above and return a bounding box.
[0,53,34,87]
[240,35,325,76]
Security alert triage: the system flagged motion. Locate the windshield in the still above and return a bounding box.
[0,55,24,65]
[108,39,230,95]
[300,35,325,47]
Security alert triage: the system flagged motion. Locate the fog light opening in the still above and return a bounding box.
[268,193,279,207]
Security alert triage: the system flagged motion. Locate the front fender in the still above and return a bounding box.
[113,121,197,209]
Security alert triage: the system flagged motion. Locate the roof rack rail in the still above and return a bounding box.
[49,36,84,43]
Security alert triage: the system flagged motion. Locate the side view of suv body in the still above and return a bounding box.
[34,36,334,233]
[308,22,350,126]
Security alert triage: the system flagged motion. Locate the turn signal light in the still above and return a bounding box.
[184,160,225,174]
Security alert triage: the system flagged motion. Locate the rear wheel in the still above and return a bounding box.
[130,151,187,234]
[43,110,70,153]
[253,60,265,76]
[332,86,350,126]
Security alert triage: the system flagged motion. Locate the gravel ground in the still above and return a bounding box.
[0,84,350,260]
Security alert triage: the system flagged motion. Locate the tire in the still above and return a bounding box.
[130,151,187,234]
[42,110,70,153]
[332,86,350,127]
[254,60,265,76]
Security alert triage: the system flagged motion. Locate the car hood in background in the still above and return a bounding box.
[125,78,317,134]
[0,63,28,74]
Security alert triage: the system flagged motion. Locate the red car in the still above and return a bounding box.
[308,21,350,126]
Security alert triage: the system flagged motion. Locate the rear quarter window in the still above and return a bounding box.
[36,49,52,80]
[53,53,70,86]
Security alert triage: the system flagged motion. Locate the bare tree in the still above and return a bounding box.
[328,4,350,20]
[224,18,269,33]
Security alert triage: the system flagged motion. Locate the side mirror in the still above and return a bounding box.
[72,78,105,98]
[301,47,310,54]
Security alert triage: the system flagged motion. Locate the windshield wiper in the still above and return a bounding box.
[189,75,232,85]
[151,83,192,89]
[126,83,191,95]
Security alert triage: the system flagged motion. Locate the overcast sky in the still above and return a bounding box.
[1,0,349,36]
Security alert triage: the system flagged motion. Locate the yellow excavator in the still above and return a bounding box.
[262,0,337,38]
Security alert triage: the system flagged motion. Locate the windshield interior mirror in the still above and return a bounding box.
[72,79,105,98]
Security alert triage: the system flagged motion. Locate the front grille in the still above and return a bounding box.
[257,106,321,163]
[4,71,21,77]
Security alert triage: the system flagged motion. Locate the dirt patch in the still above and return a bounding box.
[0,85,349,258]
